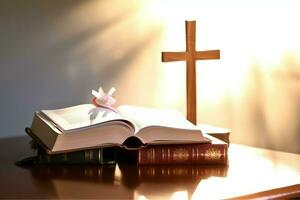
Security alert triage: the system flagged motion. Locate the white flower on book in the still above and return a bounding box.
[92,87,116,106]
[89,87,118,123]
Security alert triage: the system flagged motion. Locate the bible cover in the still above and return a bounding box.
[118,134,228,165]
[25,127,116,165]
[35,147,116,165]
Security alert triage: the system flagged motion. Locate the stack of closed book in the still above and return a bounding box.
[26,104,229,165]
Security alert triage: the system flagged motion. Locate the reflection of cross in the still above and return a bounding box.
[162,21,220,125]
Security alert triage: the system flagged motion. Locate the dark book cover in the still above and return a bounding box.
[35,147,116,165]
[26,127,116,165]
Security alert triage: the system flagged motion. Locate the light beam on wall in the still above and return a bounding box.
[64,0,300,152]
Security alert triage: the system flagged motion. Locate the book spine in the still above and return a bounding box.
[36,147,116,165]
[138,144,228,165]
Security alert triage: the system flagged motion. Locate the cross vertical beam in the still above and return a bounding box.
[162,21,220,125]
[186,21,197,125]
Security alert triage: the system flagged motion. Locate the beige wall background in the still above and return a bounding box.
[0,0,299,153]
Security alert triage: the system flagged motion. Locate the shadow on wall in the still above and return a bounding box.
[0,0,163,137]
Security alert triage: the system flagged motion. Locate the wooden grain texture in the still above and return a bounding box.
[162,21,220,124]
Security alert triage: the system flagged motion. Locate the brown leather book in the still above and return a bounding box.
[138,136,228,165]
[118,134,228,165]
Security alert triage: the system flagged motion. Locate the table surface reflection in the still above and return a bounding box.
[0,136,299,199]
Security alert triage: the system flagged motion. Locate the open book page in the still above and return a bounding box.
[117,105,197,131]
[41,104,133,133]
[117,105,208,143]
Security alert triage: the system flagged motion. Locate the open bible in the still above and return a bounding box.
[29,104,211,154]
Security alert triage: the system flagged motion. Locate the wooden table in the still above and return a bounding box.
[0,136,299,199]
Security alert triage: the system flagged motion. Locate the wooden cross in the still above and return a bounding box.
[162,21,220,125]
